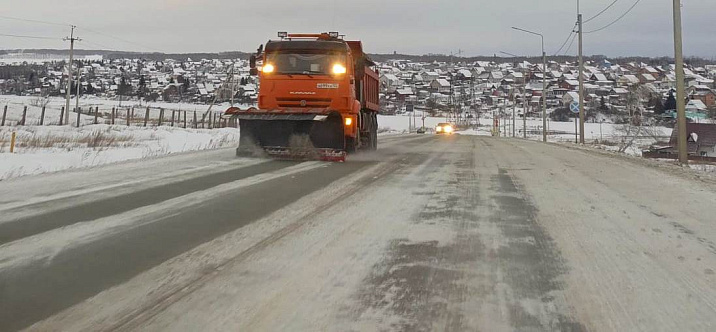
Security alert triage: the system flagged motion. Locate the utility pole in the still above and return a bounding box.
[64,25,80,126]
[578,13,585,144]
[522,69,527,139]
[512,88,516,137]
[504,109,507,136]
[75,66,80,119]
[542,49,547,142]
[673,0,688,164]
[512,27,547,142]
[500,50,532,139]
[229,62,236,107]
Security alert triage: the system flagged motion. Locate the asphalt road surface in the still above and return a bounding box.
[2,134,716,331]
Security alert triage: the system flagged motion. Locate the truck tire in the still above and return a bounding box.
[345,136,356,153]
[370,113,378,150]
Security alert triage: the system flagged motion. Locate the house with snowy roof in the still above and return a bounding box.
[669,123,716,157]
[686,99,708,112]
[618,75,640,86]
[429,79,451,93]
[488,71,504,83]
[688,86,716,107]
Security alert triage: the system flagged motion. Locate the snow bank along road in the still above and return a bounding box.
[1,134,716,331]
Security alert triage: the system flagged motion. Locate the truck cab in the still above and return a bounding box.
[234,32,379,160]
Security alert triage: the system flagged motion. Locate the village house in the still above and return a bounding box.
[669,123,716,157]
[429,78,451,93]
[688,86,716,107]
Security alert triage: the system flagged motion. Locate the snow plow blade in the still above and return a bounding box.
[234,112,346,162]
[262,147,346,162]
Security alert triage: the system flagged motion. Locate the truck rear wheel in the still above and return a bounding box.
[366,112,378,151]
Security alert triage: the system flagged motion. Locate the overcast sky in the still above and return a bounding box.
[1,0,715,58]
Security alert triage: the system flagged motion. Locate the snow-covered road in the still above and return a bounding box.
[1,134,715,331]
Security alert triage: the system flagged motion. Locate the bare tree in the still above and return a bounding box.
[30,96,51,108]
[614,84,665,153]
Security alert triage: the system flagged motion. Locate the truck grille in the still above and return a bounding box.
[275,97,332,108]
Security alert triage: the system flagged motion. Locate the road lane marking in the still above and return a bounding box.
[0,161,327,270]
[0,158,269,221]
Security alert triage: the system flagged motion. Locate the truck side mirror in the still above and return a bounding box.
[249,55,256,69]
[250,68,259,76]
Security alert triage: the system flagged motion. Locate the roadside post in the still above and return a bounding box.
[570,101,580,143]
[409,104,415,132]
[20,106,27,126]
[2,105,7,126]
[569,101,580,144]
[10,131,16,153]
[40,106,46,125]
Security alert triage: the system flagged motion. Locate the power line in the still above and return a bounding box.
[584,0,620,23]
[76,26,163,53]
[0,14,69,27]
[563,33,578,55]
[554,31,574,56]
[81,39,116,51]
[553,22,578,55]
[0,15,163,53]
[0,33,59,40]
[584,0,642,34]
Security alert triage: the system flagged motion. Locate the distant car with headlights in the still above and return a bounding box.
[435,123,454,135]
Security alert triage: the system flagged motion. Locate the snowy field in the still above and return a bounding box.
[0,125,239,180]
[379,110,673,156]
[0,95,694,181]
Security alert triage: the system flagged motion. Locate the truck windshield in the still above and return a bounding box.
[266,52,346,75]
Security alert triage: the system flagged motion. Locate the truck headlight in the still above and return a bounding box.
[262,63,275,73]
[332,64,346,74]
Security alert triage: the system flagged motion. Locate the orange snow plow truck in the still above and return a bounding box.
[228,32,380,161]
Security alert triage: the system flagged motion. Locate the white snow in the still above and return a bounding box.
[0,161,326,271]
[0,94,692,179]
[377,110,673,150]
[0,95,251,125]
[0,125,240,180]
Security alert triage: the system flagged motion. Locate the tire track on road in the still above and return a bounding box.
[107,153,429,332]
[0,160,294,245]
[0,160,354,331]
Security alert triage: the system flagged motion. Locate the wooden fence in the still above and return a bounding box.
[0,104,237,129]
[643,150,716,163]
